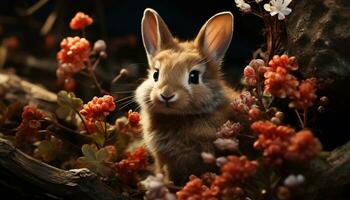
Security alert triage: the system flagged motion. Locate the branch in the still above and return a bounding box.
[0,138,127,200]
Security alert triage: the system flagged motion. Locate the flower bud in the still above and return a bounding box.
[93,40,106,52]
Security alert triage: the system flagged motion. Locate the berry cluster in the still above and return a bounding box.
[16,105,44,143]
[114,146,148,183]
[177,156,258,200]
[214,121,242,152]
[243,59,266,86]
[212,156,258,198]
[141,173,176,200]
[176,175,215,200]
[69,12,93,30]
[231,91,259,119]
[251,121,321,165]
[285,130,322,162]
[104,145,117,162]
[252,121,293,165]
[80,95,116,122]
[128,110,141,127]
[56,36,90,87]
[264,55,299,98]
[289,78,317,110]
[216,121,242,139]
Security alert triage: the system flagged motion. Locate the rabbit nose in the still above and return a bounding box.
[160,94,176,102]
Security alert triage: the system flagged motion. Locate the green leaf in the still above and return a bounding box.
[35,137,62,162]
[96,148,109,162]
[56,90,83,119]
[89,132,105,148]
[81,144,97,160]
[89,122,116,147]
[96,163,112,177]
[55,106,71,119]
[78,144,112,177]
[115,131,130,159]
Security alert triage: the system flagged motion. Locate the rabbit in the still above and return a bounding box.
[135,8,238,186]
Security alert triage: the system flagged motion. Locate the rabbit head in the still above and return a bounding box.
[136,8,234,115]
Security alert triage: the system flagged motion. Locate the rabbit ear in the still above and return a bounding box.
[195,12,234,62]
[142,8,174,60]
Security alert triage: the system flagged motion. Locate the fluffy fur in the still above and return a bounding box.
[135,8,238,185]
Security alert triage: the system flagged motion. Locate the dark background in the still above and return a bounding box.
[0,0,264,86]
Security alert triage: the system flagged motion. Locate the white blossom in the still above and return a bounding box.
[284,174,305,187]
[201,152,216,164]
[216,157,228,167]
[264,0,292,20]
[141,174,176,200]
[214,138,239,151]
[235,0,251,13]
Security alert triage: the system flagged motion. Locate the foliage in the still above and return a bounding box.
[56,90,83,119]
[76,144,113,177]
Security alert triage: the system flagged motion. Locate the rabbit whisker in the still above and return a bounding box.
[114,95,135,103]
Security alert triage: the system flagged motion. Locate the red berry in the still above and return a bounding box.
[80,95,116,122]
[248,107,261,120]
[128,110,141,126]
[63,78,76,91]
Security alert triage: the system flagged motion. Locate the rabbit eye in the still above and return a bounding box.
[153,70,159,82]
[189,70,199,84]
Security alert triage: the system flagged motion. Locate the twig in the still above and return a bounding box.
[40,7,58,35]
[47,118,79,135]
[104,120,107,143]
[92,57,101,71]
[25,0,49,15]
[251,9,262,18]
[73,109,90,134]
[294,109,305,128]
[111,72,123,84]
[238,133,257,139]
[303,109,307,128]
[85,60,106,95]
[256,81,268,112]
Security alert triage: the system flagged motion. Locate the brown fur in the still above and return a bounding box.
[136,8,237,185]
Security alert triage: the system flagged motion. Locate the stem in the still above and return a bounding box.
[81,26,107,95]
[267,17,274,60]
[82,28,86,38]
[92,57,100,71]
[86,59,106,95]
[48,118,81,135]
[111,72,123,84]
[60,98,90,135]
[294,109,305,128]
[257,81,268,111]
[303,109,307,128]
[251,9,262,18]
[259,3,276,60]
[257,3,271,62]
[74,109,90,135]
[238,133,257,139]
[104,120,107,141]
